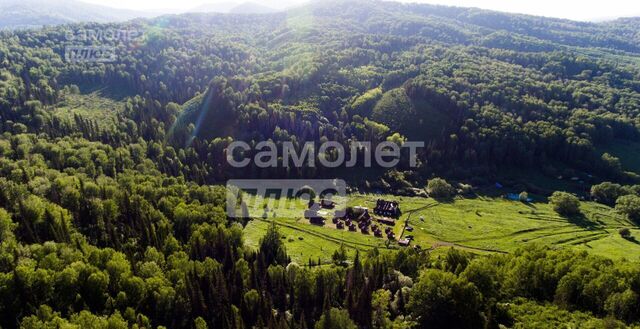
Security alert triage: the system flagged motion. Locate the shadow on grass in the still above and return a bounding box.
[565,213,600,229]
[623,236,640,245]
[431,196,455,204]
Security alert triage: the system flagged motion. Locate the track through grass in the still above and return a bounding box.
[242,193,640,262]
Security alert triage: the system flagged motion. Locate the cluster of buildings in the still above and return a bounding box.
[304,198,410,245]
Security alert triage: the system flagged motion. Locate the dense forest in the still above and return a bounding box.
[1,0,640,327]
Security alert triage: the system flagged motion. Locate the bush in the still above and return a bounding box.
[549,191,581,216]
[459,183,474,195]
[590,182,627,206]
[519,191,529,202]
[618,228,631,239]
[427,178,454,199]
[615,195,640,223]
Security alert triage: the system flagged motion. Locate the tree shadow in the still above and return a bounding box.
[431,196,455,204]
[565,213,599,229]
[77,85,133,101]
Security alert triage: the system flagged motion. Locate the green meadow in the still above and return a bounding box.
[241,193,394,264]
[243,193,640,263]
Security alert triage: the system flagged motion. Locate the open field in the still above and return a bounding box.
[242,194,396,264]
[243,193,640,263]
[51,89,124,128]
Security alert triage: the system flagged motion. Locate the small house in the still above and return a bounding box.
[378,217,395,226]
[320,199,336,209]
[304,203,322,218]
[374,199,401,217]
[353,206,368,215]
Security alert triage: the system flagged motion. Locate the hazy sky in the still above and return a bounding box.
[81,0,638,21]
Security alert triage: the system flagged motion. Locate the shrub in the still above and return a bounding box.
[549,191,581,216]
[615,195,640,223]
[590,182,627,206]
[459,183,474,195]
[519,191,529,202]
[427,178,454,199]
[618,228,631,239]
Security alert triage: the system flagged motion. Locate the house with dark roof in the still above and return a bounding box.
[378,217,396,226]
[320,199,336,209]
[305,203,325,225]
[374,199,401,218]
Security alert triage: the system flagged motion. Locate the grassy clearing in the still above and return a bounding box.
[242,193,396,264]
[52,89,123,128]
[243,192,640,262]
[392,194,640,260]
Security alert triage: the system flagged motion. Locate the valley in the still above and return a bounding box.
[2,0,640,327]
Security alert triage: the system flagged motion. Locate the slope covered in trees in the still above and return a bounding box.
[3,0,640,183]
[1,0,640,327]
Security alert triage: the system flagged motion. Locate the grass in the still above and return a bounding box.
[243,192,640,263]
[241,193,396,264]
[391,194,640,260]
[52,89,123,129]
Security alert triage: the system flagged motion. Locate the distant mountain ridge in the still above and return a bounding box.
[188,1,279,14]
[229,2,278,14]
[2,0,638,31]
[0,0,289,30]
[0,0,159,30]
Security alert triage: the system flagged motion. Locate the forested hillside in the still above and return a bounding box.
[1,0,640,328]
[3,0,640,183]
